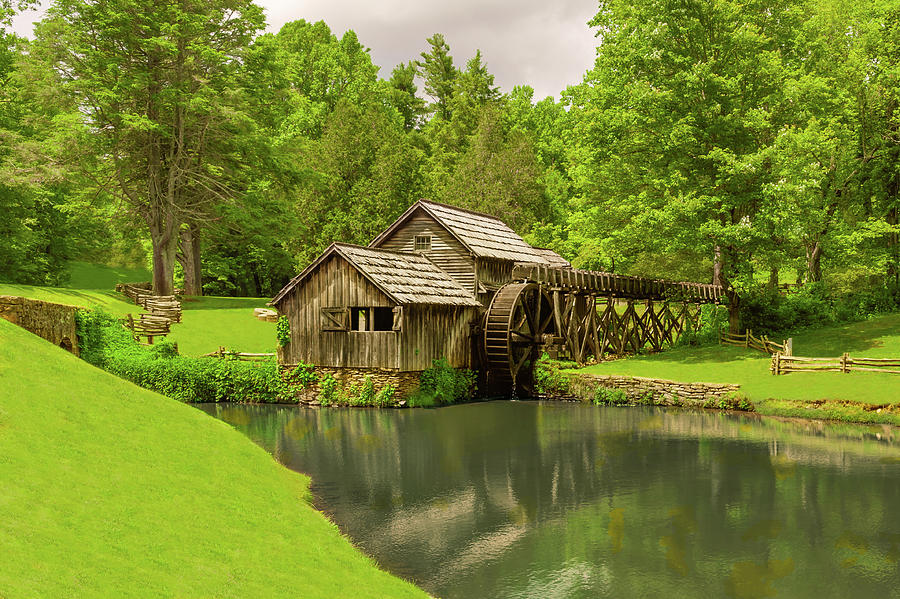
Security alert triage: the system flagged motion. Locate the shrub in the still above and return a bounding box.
[374,384,396,407]
[416,357,477,405]
[276,315,291,348]
[675,304,728,347]
[318,374,337,406]
[593,387,628,406]
[75,309,300,403]
[534,354,574,395]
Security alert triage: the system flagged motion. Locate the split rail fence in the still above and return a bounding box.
[201,346,275,361]
[772,353,900,375]
[115,282,183,343]
[720,330,792,356]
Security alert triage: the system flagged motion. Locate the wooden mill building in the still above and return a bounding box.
[271,198,721,395]
[270,200,562,374]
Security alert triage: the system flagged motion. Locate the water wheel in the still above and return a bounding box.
[483,282,554,396]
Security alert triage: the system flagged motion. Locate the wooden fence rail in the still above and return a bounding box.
[772,352,900,375]
[201,346,275,361]
[721,329,792,356]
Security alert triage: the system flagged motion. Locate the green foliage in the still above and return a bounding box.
[276,315,291,348]
[675,304,729,347]
[704,392,755,412]
[740,283,900,335]
[75,309,297,403]
[414,357,477,406]
[374,384,397,408]
[284,362,318,388]
[534,354,575,395]
[318,374,337,407]
[593,387,629,406]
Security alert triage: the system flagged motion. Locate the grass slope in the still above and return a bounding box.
[0,320,426,598]
[65,261,151,290]
[0,282,275,356]
[577,313,900,423]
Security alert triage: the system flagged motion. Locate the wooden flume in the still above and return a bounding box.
[483,264,724,394]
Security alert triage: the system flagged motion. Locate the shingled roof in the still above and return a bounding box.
[370,199,549,263]
[531,247,572,269]
[270,243,480,307]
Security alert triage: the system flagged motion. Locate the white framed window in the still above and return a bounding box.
[414,235,432,251]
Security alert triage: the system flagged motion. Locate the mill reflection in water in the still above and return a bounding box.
[197,401,900,599]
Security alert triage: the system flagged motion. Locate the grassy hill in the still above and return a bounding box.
[0,319,426,598]
[0,273,275,356]
[576,313,900,423]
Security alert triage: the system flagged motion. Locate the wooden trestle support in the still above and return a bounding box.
[482,264,723,396]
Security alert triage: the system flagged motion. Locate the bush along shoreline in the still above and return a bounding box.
[75,309,477,407]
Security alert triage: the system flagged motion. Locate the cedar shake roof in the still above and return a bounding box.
[531,247,572,269]
[270,243,480,308]
[370,199,550,263]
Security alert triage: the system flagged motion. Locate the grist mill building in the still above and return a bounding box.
[270,199,720,395]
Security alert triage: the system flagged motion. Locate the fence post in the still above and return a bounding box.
[784,338,793,357]
[841,352,849,373]
[745,329,751,348]
[772,352,780,375]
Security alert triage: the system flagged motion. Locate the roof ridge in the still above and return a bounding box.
[417,199,514,225]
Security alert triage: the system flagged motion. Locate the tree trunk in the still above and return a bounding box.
[713,245,725,287]
[150,231,178,297]
[887,205,899,288]
[806,242,823,283]
[727,291,741,334]
[768,268,779,291]
[177,224,203,296]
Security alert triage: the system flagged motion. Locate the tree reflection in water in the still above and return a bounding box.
[197,402,900,599]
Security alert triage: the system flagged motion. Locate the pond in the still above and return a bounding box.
[197,401,900,599]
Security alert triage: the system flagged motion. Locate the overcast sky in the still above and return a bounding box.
[10,0,599,100]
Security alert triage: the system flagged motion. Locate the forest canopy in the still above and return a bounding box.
[2,0,899,324]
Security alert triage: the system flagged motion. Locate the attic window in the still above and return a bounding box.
[414,235,432,251]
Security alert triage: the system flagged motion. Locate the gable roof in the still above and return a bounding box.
[270,243,480,308]
[370,199,549,263]
[531,247,572,269]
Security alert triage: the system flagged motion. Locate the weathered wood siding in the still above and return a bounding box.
[375,210,477,294]
[399,304,480,371]
[278,255,400,369]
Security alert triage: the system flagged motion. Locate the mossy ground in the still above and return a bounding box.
[0,319,427,598]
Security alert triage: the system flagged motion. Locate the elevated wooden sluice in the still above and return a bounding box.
[483,264,725,394]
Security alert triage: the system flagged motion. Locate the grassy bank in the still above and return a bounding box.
[0,281,274,356]
[0,319,426,598]
[573,313,900,425]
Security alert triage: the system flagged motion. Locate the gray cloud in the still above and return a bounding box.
[10,0,599,100]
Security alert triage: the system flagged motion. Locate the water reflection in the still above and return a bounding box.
[197,402,900,599]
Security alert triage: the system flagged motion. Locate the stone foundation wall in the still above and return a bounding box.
[282,365,421,405]
[0,295,80,356]
[567,373,742,407]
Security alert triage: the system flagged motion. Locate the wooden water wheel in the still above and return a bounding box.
[483,282,555,396]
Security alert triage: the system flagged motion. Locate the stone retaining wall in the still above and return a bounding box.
[0,295,80,356]
[567,373,743,407]
[282,365,421,404]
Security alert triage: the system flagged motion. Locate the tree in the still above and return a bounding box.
[417,33,457,120]
[29,0,264,296]
[567,0,809,330]
[389,61,425,131]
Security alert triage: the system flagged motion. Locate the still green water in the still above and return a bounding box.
[198,401,900,599]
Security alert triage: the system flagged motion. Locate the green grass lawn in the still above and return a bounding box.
[0,320,426,598]
[0,283,139,317]
[65,260,151,289]
[0,279,276,356]
[577,313,900,407]
[169,295,275,356]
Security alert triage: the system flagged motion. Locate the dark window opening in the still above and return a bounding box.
[350,307,368,332]
[372,307,393,331]
[350,307,396,331]
[414,235,432,251]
